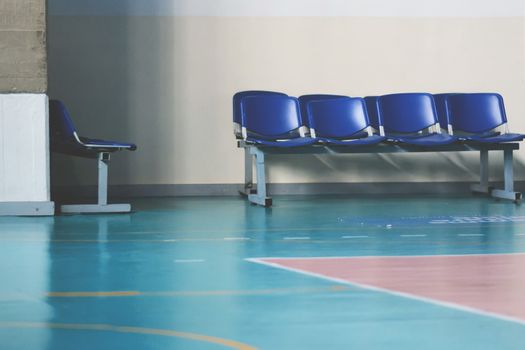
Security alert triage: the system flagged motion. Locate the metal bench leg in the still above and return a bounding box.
[248,147,272,207]
[471,149,492,194]
[61,153,132,214]
[98,152,109,205]
[491,149,522,202]
[239,147,255,196]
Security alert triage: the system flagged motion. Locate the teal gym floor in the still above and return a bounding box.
[1,195,525,349]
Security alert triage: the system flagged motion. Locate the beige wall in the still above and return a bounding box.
[47,15,525,187]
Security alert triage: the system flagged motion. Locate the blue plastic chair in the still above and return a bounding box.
[444,93,524,143]
[233,91,287,138]
[49,100,137,214]
[306,97,386,146]
[299,94,347,124]
[299,94,371,139]
[50,100,137,156]
[240,95,317,148]
[377,93,457,146]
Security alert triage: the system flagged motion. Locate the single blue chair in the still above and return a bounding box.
[299,94,346,125]
[444,93,524,143]
[305,97,386,146]
[377,93,457,146]
[240,95,318,148]
[233,91,287,138]
[49,100,137,214]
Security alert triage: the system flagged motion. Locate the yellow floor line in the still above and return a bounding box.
[0,322,258,350]
[48,291,141,297]
[46,285,349,298]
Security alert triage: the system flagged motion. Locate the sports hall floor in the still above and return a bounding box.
[1,195,525,349]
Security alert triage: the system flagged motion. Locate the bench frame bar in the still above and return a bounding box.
[238,141,521,207]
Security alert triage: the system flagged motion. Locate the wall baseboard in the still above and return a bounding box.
[0,201,55,216]
[51,182,525,200]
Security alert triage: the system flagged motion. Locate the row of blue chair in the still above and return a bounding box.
[234,90,523,206]
[233,91,524,148]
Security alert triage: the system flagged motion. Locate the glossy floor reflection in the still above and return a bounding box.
[1,195,525,349]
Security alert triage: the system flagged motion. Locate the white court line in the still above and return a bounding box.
[223,237,250,241]
[251,252,525,260]
[457,234,485,237]
[400,234,427,238]
[341,235,369,239]
[174,259,205,263]
[515,233,525,236]
[246,257,525,326]
[283,237,311,240]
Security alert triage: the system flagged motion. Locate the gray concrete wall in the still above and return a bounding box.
[0,0,47,93]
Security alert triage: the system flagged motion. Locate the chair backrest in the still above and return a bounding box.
[233,91,287,126]
[433,93,456,133]
[378,93,439,133]
[445,93,507,133]
[364,96,381,131]
[49,100,77,142]
[306,97,370,139]
[298,94,347,127]
[240,95,303,139]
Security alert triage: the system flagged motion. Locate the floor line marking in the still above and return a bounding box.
[223,237,250,241]
[400,234,427,238]
[10,221,525,239]
[44,286,349,298]
[174,259,206,263]
[247,252,525,260]
[457,233,485,237]
[283,237,311,240]
[0,322,257,350]
[341,235,369,239]
[47,291,140,297]
[515,233,525,236]
[246,257,525,327]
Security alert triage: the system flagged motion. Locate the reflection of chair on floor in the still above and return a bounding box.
[49,100,137,214]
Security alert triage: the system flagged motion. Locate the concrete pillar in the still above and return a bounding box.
[0,0,54,215]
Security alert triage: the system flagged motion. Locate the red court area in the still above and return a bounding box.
[260,254,525,323]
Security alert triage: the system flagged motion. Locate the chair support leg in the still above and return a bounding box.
[471,150,492,194]
[98,152,109,205]
[491,149,522,202]
[247,147,272,207]
[240,147,254,196]
[60,152,132,214]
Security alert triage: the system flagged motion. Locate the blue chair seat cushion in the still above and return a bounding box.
[246,137,318,148]
[389,133,458,146]
[465,133,524,143]
[320,135,386,146]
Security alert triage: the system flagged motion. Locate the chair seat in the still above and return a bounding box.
[320,135,386,146]
[246,137,318,148]
[465,133,525,143]
[52,137,136,159]
[390,133,458,146]
[80,137,137,150]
